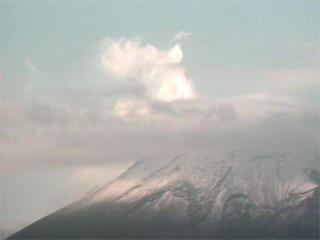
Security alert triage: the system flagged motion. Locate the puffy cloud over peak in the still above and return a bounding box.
[101,38,195,102]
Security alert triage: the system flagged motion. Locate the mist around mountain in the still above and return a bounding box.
[9,153,319,239]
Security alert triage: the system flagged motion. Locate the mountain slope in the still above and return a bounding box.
[9,153,319,239]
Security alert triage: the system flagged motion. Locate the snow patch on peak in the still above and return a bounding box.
[86,152,314,211]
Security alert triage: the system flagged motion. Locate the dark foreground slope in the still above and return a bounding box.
[9,154,319,239]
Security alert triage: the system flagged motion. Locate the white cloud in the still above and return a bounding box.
[265,68,319,90]
[25,60,36,73]
[114,99,150,118]
[287,41,320,56]
[219,94,303,121]
[173,30,192,41]
[101,38,195,103]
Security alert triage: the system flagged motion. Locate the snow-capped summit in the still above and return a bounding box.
[9,153,319,239]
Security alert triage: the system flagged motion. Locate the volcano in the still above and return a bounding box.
[9,153,319,239]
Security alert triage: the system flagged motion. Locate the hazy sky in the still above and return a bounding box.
[1,0,319,238]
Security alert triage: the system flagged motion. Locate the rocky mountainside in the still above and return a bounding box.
[9,153,319,239]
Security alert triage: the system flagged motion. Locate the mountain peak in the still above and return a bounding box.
[9,153,319,239]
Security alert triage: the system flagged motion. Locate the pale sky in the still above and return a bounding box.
[1,0,319,238]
